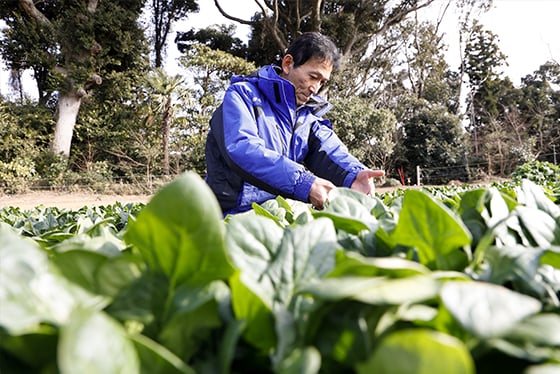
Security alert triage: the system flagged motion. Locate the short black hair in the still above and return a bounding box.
[285,32,342,71]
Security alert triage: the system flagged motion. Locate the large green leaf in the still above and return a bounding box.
[506,313,560,346]
[329,250,430,278]
[53,223,126,255]
[514,206,559,247]
[459,189,494,247]
[516,179,560,219]
[305,300,377,367]
[0,326,58,370]
[254,196,314,226]
[391,190,472,269]
[95,254,145,297]
[52,248,143,297]
[356,329,475,374]
[125,172,235,287]
[480,188,516,228]
[130,333,195,374]
[226,215,339,305]
[266,218,339,304]
[58,308,139,374]
[226,216,339,356]
[460,188,519,264]
[525,364,560,374]
[314,188,378,234]
[158,281,229,360]
[105,272,169,329]
[440,281,542,339]
[277,346,321,374]
[226,214,284,303]
[0,224,108,335]
[481,245,548,298]
[480,188,523,248]
[52,250,107,292]
[302,275,441,305]
[229,271,277,352]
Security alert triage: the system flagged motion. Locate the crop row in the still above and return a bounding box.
[0,173,559,373]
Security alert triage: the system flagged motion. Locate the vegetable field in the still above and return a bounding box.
[1,172,559,373]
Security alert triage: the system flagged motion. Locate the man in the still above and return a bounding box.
[205,32,385,215]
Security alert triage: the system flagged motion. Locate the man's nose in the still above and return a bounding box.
[310,81,321,94]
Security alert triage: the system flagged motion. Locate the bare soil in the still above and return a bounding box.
[0,191,152,210]
[0,186,406,210]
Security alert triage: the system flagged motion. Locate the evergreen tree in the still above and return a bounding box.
[177,44,256,175]
[142,68,189,175]
[328,96,397,171]
[518,62,560,162]
[0,0,148,157]
[463,21,507,137]
[403,100,468,184]
[175,24,247,58]
[146,0,199,67]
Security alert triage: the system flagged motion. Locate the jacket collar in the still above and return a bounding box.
[233,65,332,116]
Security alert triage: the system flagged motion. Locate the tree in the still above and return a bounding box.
[402,99,468,184]
[0,10,58,106]
[178,43,256,174]
[328,96,397,171]
[146,0,199,68]
[464,21,507,130]
[518,62,560,162]
[481,107,534,176]
[175,24,247,58]
[143,68,189,175]
[73,67,155,182]
[446,0,493,114]
[214,0,490,113]
[0,0,147,157]
[399,19,453,104]
[215,1,437,85]
[0,99,53,192]
[463,20,509,164]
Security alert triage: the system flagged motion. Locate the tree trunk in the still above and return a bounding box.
[17,0,102,158]
[51,92,83,157]
[161,96,172,175]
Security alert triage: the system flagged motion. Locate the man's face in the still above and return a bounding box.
[280,55,333,105]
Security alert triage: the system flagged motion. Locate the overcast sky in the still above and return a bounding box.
[435,0,560,84]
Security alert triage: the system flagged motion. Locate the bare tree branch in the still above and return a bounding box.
[213,0,255,25]
[87,0,99,13]
[18,0,51,25]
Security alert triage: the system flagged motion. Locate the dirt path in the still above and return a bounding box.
[0,186,406,210]
[0,191,152,210]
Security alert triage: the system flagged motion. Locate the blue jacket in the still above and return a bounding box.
[205,65,366,215]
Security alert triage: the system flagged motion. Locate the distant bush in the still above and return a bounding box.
[511,160,560,190]
[0,158,38,193]
[381,177,402,187]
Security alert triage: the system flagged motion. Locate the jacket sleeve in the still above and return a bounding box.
[304,118,366,187]
[212,87,316,202]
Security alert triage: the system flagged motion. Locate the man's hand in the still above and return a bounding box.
[351,169,385,196]
[309,177,336,209]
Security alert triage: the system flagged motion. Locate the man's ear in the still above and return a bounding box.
[281,54,294,75]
